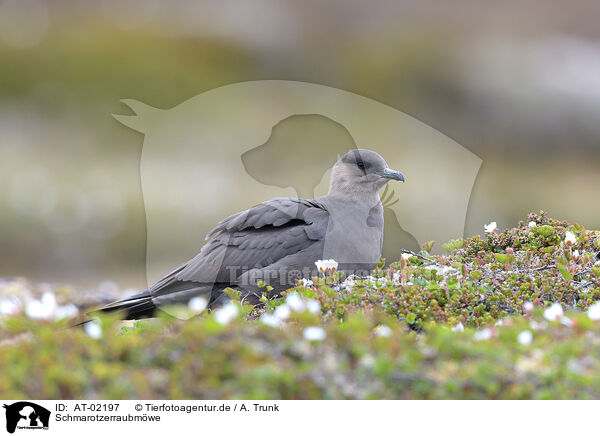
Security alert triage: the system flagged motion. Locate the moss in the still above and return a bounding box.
[1,211,600,399]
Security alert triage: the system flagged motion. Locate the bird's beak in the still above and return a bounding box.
[378,168,405,182]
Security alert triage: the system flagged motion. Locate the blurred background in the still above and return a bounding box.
[1,0,599,292]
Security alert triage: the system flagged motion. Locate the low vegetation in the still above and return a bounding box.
[2,212,600,399]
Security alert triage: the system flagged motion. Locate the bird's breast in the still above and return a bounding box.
[321,201,384,266]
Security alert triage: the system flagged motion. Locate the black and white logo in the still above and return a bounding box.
[2,402,50,434]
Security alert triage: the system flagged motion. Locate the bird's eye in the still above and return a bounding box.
[356,161,366,170]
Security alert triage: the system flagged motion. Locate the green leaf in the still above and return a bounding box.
[495,253,508,264]
[443,239,465,253]
[557,264,573,280]
[534,225,554,237]
[422,241,435,254]
[223,287,242,300]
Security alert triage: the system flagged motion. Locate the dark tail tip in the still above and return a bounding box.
[95,293,157,320]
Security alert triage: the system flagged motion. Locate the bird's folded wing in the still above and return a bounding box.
[149,198,329,294]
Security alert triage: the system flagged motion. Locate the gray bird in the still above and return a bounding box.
[100,149,404,319]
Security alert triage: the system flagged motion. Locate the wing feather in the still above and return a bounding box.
[152,198,328,291]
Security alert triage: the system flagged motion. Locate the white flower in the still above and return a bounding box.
[25,292,57,320]
[315,259,338,272]
[473,328,493,341]
[451,322,464,332]
[573,250,580,261]
[42,292,57,309]
[273,304,290,320]
[375,325,392,337]
[517,330,533,345]
[305,299,321,314]
[303,326,326,341]
[523,301,534,313]
[564,231,577,246]
[494,319,504,327]
[84,322,103,339]
[260,313,282,328]
[55,304,79,320]
[423,265,459,277]
[588,302,600,321]
[298,278,314,288]
[560,316,574,327]
[401,253,413,260]
[528,221,537,228]
[188,297,208,314]
[286,292,305,312]
[529,320,547,331]
[484,221,497,233]
[543,303,563,321]
[25,300,47,319]
[0,298,21,316]
[214,302,239,325]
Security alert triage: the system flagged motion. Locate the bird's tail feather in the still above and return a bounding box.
[70,290,158,327]
[98,290,158,319]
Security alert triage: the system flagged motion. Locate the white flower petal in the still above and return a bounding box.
[560,316,574,327]
[214,302,239,325]
[529,320,547,331]
[315,259,338,272]
[298,278,314,288]
[451,322,464,332]
[274,304,291,320]
[41,292,57,311]
[286,293,305,312]
[305,299,321,314]
[84,322,103,339]
[375,325,392,337]
[260,313,281,328]
[565,231,577,245]
[484,221,498,233]
[188,296,208,314]
[25,300,52,319]
[55,304,79,320]
[543,303,563,321]
[587,302,600,321]
[0,298,21,316]
[303,326,326,341]
[517,330,533,345]
[473,328,493,341]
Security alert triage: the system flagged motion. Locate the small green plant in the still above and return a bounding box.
[443,239,464,253]
[1,211,599,399]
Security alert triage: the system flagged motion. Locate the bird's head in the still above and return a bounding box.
[329,149,404,195]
